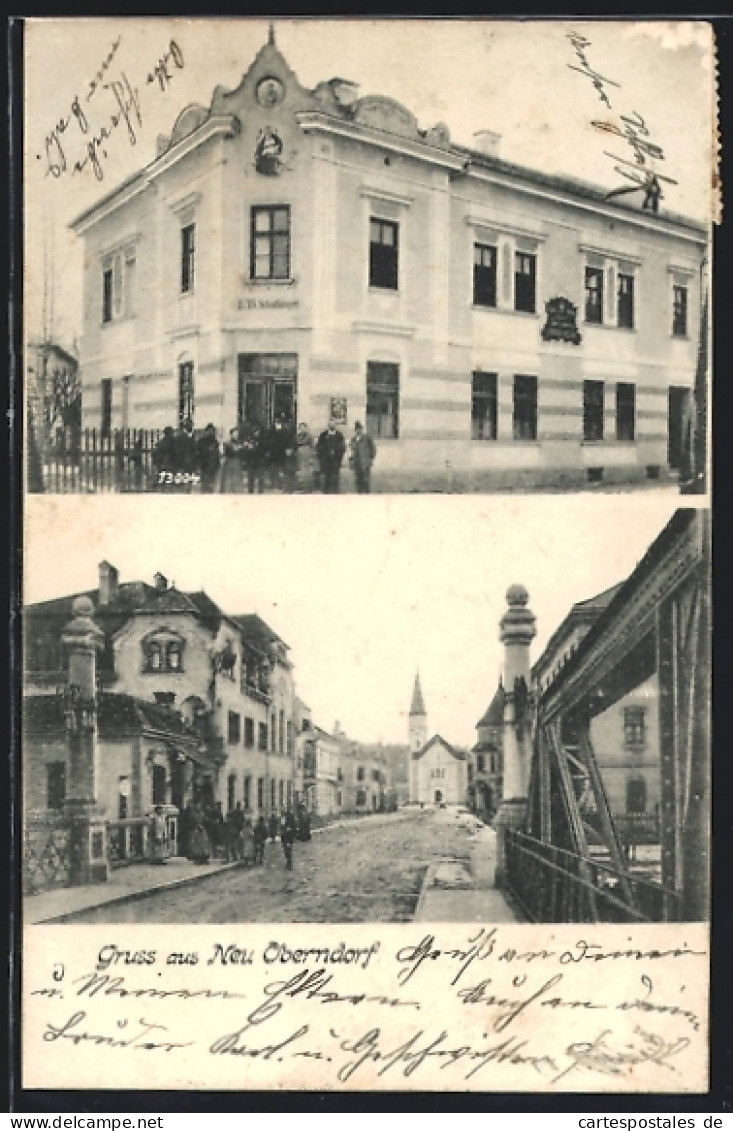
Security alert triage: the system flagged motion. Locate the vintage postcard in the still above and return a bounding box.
[19,17,715,1099]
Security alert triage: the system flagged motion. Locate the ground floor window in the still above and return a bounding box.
[257,777,264,809]
[101,378,112,438]
[270,779,276,809]
[227,773,236,812]
[626,777,647,814]
[46,762,66,810]
[616,383,636,442]
[366,361,399,439]
[471,371,498,440]
[583,380,605,442]
[243,775,252,810]
[513,375,537,441]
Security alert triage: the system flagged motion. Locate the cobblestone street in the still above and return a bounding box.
[62,808,488,923]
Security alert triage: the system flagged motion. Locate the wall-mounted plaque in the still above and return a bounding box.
[541,296,582,345]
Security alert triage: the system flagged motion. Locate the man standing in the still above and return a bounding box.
[348,421,377,494]
[196,423,221,493]
[316,420,346,494]
[280,809,297,870]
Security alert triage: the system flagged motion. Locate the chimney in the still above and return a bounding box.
[153,572,168,592]
[472,130,501,159]
[98,561,119,606]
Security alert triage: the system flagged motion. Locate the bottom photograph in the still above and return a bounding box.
[22,496,709,927]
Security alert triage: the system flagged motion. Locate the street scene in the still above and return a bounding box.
[23,496,709,925]
[28,806,514,925]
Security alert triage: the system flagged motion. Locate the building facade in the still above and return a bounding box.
[24,561,300,825]
[469,681,505,819]
[69,30,707,490]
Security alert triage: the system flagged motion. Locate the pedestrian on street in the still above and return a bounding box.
[267,416,296,491]
[348,421,377,494]
[253,815,268,865]
[294,422,316,492]
[227,801,246,861]
[316,420,346,494]
[240,421,267,494]
[268,812,279,843]
[151,805,169,864]
[196,423,221,493]
[280,809,297,870]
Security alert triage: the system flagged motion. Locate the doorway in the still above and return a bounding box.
[238,353,297,428]
[434,789,443,804]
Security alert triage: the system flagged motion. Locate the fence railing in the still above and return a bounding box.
[36,428,164,494]
[23,814,72,895]
[504,828,680,923]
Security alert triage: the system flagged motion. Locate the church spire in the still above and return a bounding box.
[409,671,426,717]
[268,22,276,46]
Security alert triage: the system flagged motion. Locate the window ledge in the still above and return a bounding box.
[245,277,297,288]
[583,322,637,333]
[471,305,539,318]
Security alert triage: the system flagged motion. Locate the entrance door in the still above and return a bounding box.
[434,789,443,804]
[668,386,691,473]
[238,353,297,428]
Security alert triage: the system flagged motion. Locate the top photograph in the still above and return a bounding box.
[23,18,715,495]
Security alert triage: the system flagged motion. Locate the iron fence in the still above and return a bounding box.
[504,827,680,923]
[36,428,164,494]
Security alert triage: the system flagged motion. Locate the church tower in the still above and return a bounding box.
[408,672,428,802]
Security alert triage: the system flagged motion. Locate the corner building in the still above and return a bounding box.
[71,30,707,489]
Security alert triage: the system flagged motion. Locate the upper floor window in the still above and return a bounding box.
[473,243,497,308]
[585,267,604,324]
[357,766,366,782]
[228,711,241,745]
[369,218,398,290]
[617,273,635,329]
[142,633,185,674]
[244,717,255,748]
[514,252,536,313]
[251,205,290,280]
[476,754,485,773]
[626,776,647,814]
[366,361,399,439]
[180,223,195,294]
[102,245,136,323]
[583,380,605,443]
[616,382,636,442]
[258,722,268,751]
[471,371,498,441]
[624,706,647,748]
[513,375,538,441]
[672,284,688,337]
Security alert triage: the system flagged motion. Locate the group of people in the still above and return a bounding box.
[152,418,377,494]
[176,800,311,871]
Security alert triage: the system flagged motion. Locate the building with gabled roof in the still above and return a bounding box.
[68,27,707,491]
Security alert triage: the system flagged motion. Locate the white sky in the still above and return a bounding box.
[24,17,716,349]
[24,495,687,748]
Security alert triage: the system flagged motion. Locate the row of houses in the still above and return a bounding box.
[58,27,707,491]
[23,561,398,888]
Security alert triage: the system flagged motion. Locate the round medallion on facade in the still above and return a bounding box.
[256,76,285,108]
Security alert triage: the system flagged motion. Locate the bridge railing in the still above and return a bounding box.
[504,828,681,923]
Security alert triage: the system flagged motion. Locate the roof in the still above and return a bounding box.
[231,613,287,649]
[532,582,623,677]
[23,692,205,751]
[411,734,467,761]
[69,32,707,242]
[409,672,426,716]
[476,683,505,728]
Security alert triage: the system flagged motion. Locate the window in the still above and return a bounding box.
[513,375,537,441]
[514,252,536,313]
[46,762,66,810]
[356,790,367,807]
[616,383,636,442]
[227,773,236,812]
[626,777,647,815]
[279,709,284,754]
[585,267,604,324]
[337,767,343,782]
[471,372,498,441]
[287,781,293,807]
[477,754,485,773]
[257,777,264,809]
[369,218,398,290]
[357,766,365,782]
[286,720,293,756]
[251,206,290,280]
[278,780,284,807]
[337,790,342,807]
[271,712,277,751]
[152,764,166,806]
[473,243,497,308]
[244,717,255,748]
[583,380,605,443]
[258,722,268,751]
[366,361,399,439]
[143,636,185,674]
[228,711,241,745]
[624,707,647,748]
[180,223,195,293]
[243,775,252,809]
[102,245,136,323]
[101,378,112,438]
[617,273,634,329]
[270,779,276,808]
[672,285,688,337]
[178,362,194,431]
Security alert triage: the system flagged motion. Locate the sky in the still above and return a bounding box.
[23,494,688,748]
[23,17,716,350]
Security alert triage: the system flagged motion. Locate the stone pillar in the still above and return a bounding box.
[60,595,108,885]
[494,584,536,888]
